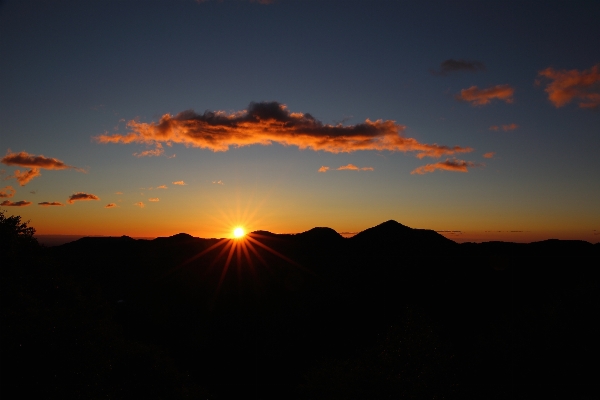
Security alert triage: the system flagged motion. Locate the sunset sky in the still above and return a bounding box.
[1,0,599,242]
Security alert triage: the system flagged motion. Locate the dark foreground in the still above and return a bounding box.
[2,219,599,399]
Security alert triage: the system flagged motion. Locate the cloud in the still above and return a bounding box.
[172,181,187,185]
[67,192,100,204]
[489,123,518,131]
[483,152,495,159]
[133,143,164,158]
[456,85,514,106]
[12,168,42,186]
[212,180,224,185]
[95,101,473,159]
[411,158,482,174]
[1,200,32,207]
[537,64,600,109]
[435,59,485,75]
[105,203,118,208]
[156,185,168,189]
[115,191,123,194]
[134,202,145,208]
[336,164,374,171]
[38,201,63,206]
[318,166,330,173]
[0,186,15,198]
[148,198,159,202]
[1,150,83,171]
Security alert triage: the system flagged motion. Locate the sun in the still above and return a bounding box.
[233,226,245,238]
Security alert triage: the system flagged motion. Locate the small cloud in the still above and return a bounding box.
[0,186,15,198]
[212,180,224,185]
[411,158,482,174]
[156,185,168,189]
[435,59,485,75]
[483,152,495,159]
[456,85,514,106]
[1,200,32,207]
[148,198,159,202]
[67,192,100,204]
[134,201,145,208]
[38,201,63,207]
[318,166,330,173]
[105,203,118,208]
[1,150,83,171]
[490,123,518,132]
[336,164,374,171]
[12,168,41,186]
[172,181,187,185]
[538,64,600,109]
[30,190,36,194]
[133,143,164,158]
[115,191,123,194]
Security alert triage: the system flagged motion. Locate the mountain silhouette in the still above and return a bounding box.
[3,219,599,399]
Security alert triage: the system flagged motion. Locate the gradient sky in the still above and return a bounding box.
[1,0,599,242]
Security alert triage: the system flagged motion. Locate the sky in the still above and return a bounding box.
[1,0,599,242]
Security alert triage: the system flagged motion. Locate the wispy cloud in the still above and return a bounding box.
[435,59,485,75]
[336,164,374,171]
[133,145,164,158]
[148,198,159,202]
[67,192,100,204]
[134,201,145,208]
[105,203,118,208]
[318,166,330,173]
[1,150,85,186]
[1,150,83,171]
[38,201,63,206]
[483,152,495,159]
[1,200,31,207]
[0,186,15,198]
[172,181,187,185]
[115,191,123,194]
[456,85,514,106]
[537,64,600,109]
[95,101,473,159]
[12,168,41,186]
[212,180,224,185]
[489,123,518,131]
[411,158,482,174]
[156,185,168,189]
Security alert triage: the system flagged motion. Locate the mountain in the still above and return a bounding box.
[4,220,599,399]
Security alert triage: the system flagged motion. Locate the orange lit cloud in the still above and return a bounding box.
[133,147,164,158]
[95,101,473,159]
[411,158,482,174]
[156,185,167,189]
[318,166,330,173]
[456,85,514,106]
[489,123,518,131]
[336,164,374,171]
[115,191,123,194]
[212,180,224,185]
[1,150,83,171]
[12,168,41,186]
[38,201,63,206]
[67,192,100,204]
[172,181,187,185]
[483,152,495,159]
[134,202,145,208]
[105,203,118,208]
[148,198,159,202]
[0,186,15,198]
[435,59,485,75]
[1,200,32,207]
[537,64,600,109]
